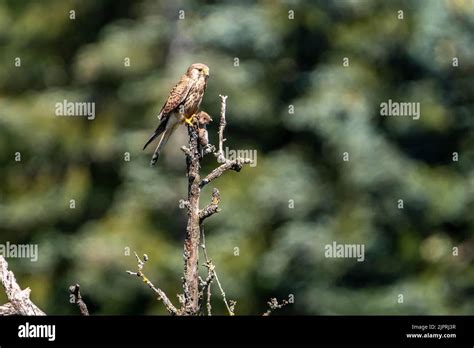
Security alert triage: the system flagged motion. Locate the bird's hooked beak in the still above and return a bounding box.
[203,66,210,77]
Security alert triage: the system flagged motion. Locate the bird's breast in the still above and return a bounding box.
[182,79,207,117]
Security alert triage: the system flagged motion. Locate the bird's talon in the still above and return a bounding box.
[184,115,195,126]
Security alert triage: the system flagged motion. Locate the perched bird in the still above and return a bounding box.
[143,63,210,166]
[197,111,213,147]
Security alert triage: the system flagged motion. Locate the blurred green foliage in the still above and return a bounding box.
[0,0,473,315]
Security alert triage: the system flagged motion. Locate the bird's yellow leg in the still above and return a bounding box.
[184,114,195,126]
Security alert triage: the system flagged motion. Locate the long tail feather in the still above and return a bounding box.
[143,116,168,150]
[150,125,175,166]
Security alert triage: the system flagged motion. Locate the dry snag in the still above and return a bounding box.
[0,256,45,316]
[128,95,253,315]
[69,283,90,316]
[181,95,254,315]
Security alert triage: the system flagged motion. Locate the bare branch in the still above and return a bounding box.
[0,302,19,315]
[199,228,235,316]
[0,256,45,316]
[262,297,290,316]
[199,265,215,316]
[182,123,202,315]
[69,283,89,316]
[183,96,249,315]
[199,229,215,316]
[215,95,228,163]
[199,188,221,222]
[177,293,185,307]
[200,158,253,188]
[200,95,254,188]
[205,275,213,316]
[212,269,235,316]
[126,252,178,315]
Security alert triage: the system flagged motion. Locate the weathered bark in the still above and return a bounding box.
[68,284,90,316]
[0,256,45,316]
[182,124,202,315]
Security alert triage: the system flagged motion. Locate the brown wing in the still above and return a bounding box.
[158,74,196,120]
[143,74,196,150]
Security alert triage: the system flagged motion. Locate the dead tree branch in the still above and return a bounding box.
[180,95,253,316]
[69,283,89,316]
[198,238,215,316]
[215,95,228,163]
[263,297,290,316]
[199,188,221,222]
[0,302,18,315]
[212,269,235,316]
[200,158,253,187]
[0,256,45,316]
[200,95,253,188]
[182,121,202,315]
[127,252,178,315]
[199,228,235,316]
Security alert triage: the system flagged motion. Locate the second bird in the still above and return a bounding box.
[143,63,210,166]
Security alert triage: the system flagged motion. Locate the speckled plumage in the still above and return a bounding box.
[143,63,209,166]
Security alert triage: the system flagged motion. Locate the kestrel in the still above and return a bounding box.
[143,63,210,166]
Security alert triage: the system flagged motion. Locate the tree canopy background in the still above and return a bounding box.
[0,0,473,315]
